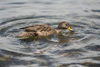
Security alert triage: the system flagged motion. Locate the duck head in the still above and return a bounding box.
[57,21,73,31]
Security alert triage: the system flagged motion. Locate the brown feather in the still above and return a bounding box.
[17,24,56,38]
[20,24,52,32]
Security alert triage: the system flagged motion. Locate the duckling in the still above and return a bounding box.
[16,21,72,38]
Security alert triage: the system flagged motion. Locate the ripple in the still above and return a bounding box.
[91,10,100,12]
[0,14,100,67]
[86,15,100,19]
[8,2,26,4]
[85,44,100,51]
[0,0,100,66]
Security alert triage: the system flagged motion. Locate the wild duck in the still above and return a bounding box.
[16,21,73,38]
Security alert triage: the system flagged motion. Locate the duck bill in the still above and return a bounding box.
[67,27,73,31]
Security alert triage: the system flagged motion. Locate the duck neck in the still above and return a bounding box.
[55,29,61,34]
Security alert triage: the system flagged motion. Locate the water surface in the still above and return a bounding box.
[0,0,100,67]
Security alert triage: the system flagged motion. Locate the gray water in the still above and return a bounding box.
[0,0,100,67]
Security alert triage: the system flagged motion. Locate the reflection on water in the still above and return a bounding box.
[0,0,100,67]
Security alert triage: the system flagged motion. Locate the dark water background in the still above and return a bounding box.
[0,0,100,67]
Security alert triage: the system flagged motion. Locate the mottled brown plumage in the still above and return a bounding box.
[20,24,53,32]
[16,21,72,38]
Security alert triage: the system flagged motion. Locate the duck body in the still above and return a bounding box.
[17,21,72,39]
[17,24,59,38]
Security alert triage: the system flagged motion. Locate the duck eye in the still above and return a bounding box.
[66,24,68,26]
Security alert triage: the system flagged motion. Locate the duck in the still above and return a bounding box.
[16,21,73,39]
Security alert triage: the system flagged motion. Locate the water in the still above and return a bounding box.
[0,0,100,67]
